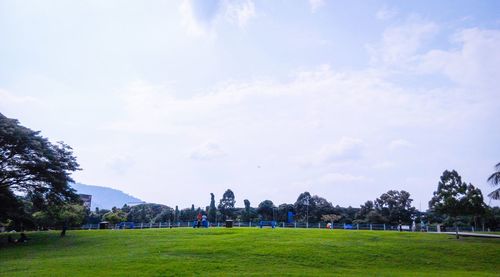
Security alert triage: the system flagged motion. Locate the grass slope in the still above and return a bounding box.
[1,228,499,276]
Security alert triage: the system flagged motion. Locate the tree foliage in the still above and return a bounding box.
[293,191,312,221]
[374,190,415,225]
[0,113,80,221]
[429,170,469,218]
[32,203,85,228]
[126,203,174,223]
[208,193,217,222]
[429,170,487,237]
[218,189,236,220]
[257,200,275,221]
[487,162,500,200]
[241,199,257,222]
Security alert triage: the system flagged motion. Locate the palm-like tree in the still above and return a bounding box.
[487,162,500,200]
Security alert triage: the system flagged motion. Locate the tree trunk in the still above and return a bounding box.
[455,221,459,239]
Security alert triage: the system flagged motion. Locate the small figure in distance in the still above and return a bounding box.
[60,223,67,237]
[202,214,207,228]
[197,212,202,228]
[17,232,28,243]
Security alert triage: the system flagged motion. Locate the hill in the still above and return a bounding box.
[70,183,143,210]
[1,229,499,275]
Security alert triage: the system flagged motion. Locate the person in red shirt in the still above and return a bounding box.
[197,212,202,228]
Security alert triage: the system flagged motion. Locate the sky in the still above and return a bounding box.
[1,0,499,209]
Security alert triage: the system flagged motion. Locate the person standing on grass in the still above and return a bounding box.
[197,212,202,228]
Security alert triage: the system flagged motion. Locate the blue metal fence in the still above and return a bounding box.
[81,221,489,233]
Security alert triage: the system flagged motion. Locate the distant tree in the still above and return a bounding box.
[0,113,81,223]
[126,203,173,223]
[121,204,131,213]
[311,196,334,222]
[208,193,217,222]
[355,201,374,222]
[240,199,251,222]
[366,210,387,224]
[179,208,194,222]
[429,170,486,239]
[153,207,175,223]
[218,189,236,220]
[294,193,335,223]
[244,199,251,214]
[257,200,275,221]
[321,214,341,224]
[277,203,294,222]
[465,184,487,229]
[374,190,416,225]
[33,203,85,231]
[175,206,179,222]
[102,210,126,225]
[487,162,500,200]
[332,205,359,224]
[294,192,312,222]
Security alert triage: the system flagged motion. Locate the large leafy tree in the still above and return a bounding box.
[294,191,312,222]
[311,195,335,222]
[32,203,85,230]
[126,203,174,223]
[241,199,257,222]
[277,203,294,222]
[487,162,500,200]
[465,184,487,229]
[0,113,80,223]
[257,200,275,221]
[355,200,377,223]
[429,170,485,238]
[374,190,416,225]
[218,189,236,220]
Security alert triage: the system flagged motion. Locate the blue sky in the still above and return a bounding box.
[1,0,499,209]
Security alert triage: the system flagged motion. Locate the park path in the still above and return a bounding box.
[433,232,500,238]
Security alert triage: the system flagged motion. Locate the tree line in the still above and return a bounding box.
[1,113,500,232]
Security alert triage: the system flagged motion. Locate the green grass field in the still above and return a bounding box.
[1,228,499,276]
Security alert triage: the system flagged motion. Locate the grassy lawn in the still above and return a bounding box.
[1,228,499,276]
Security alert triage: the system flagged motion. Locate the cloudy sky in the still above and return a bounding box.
[1,0,499,209]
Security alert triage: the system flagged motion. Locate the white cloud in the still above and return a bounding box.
[376,7,398,20]
[389,139,414,150]
[105,155,135,174]
[190,142,226,161]
[367,18,439,67]
[418,28,500,89]
[224,0,256,28]
[309,0,325,13]
[372,161,396,170]
[317,172,369,184]
[317,137,365,164]
[0,89,37,104]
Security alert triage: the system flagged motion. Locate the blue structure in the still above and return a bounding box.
[287,212,294,223]
[343,224,353,229]
[118,222,135,229]
[192,220,209,228]
[259,221,277,228]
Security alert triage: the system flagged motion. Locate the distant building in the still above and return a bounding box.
[79,194,92,209]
